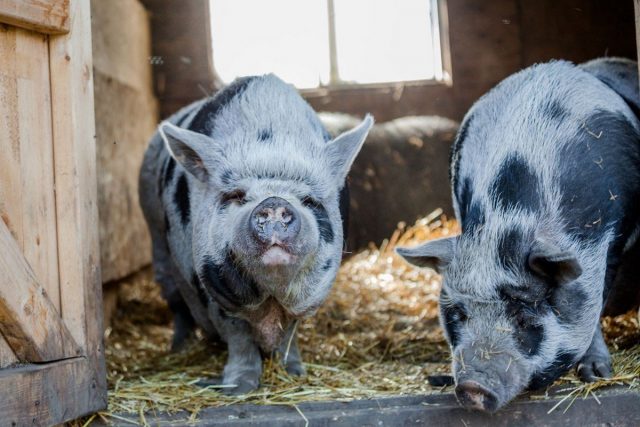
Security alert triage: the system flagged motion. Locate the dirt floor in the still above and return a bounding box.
[78,214,640,425]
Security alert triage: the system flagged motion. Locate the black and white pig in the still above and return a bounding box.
[398,58,640,412]
[139,74,373,394]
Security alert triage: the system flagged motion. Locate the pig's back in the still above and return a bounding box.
[451,60,640,244]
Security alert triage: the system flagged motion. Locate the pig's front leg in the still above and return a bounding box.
[277,321,305,376]
[220,317,262,394]
[576,325,612,382]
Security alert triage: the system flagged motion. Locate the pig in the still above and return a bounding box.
[139,74,373,394]
[397,58,640,412]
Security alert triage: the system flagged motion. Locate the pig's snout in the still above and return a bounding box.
[250,197,301,266]
[455,380,499,413]
[251,197,300,244]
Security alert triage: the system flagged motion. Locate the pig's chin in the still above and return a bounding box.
[261,246,297,266]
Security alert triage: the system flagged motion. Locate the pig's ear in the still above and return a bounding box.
[395,236,457,273]
[325,114,373,184]
[159,121,214,183]
[528,239,582,285]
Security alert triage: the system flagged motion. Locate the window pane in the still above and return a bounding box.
[210,0,330,88]
[333,0,436,84]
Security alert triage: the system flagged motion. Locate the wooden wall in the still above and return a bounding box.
[143,0,636,123]
[91,0,158,283]
[305,0,637,122]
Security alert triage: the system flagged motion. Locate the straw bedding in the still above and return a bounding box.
[79,211,640,425]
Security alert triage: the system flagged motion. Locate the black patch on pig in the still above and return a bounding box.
[164,212,171,232]
[463,201,485,234]
[258,128,272,141]
[497,227,525,271]
[547,285,589,324]
[528,352,577,390]
[191,272,210,308]
[490,154,541,213]
[559,110,640,242]
[164,157,176,186]
[450,113,474,187]
[199,253,261,312]
[174,174,191,226]
[441,295,466,348]
[220,169,233,185]
[500,289,546,357]
[189,76,255,135]
[457,178,485,233]
[303,197,334,243]
[543,99,570,122]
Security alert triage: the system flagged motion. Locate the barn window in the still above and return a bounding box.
[209,0,449,89]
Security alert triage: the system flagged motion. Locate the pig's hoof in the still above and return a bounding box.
[577,354,612,382]
[284,361,306,377]
[221,373,260,395]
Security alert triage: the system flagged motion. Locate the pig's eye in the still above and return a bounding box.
[221,190,246,205]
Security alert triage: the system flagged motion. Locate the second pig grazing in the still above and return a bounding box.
[139,75,373,394]
[398,58,640,412]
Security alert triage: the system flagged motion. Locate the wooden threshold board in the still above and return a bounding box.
[95,386,640,426]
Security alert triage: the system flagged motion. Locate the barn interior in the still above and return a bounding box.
[38,0,640,424]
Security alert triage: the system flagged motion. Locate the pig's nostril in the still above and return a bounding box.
[455,380,499,413]
[250,197,300,244]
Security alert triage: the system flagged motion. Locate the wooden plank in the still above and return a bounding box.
[0,335,18,368]
[0,358,106,425]
[0,25,62,312]
[0,219,80,362]
[49,0,107,404]
[0,0,69,34]
[99,388,640,426]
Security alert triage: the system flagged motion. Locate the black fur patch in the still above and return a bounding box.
[189,76,255,135]
[164,157,176,186]
[174,174,191,226]
[528,352,577,390]
[559,110,640,242]
[490,154,541,213]
[497,227,525,271]
[164,212,171,232]
[191,272,210,308]
[198,253,261,312]
[543,99,570,122]
[463,201,485,234]
[500,289,546,357]
[440,293,466,348]
[303,197,334,243]
[322,259,332,271]
[548,285,589,324]
[258,128,272,141]
[456,177,486,233]
[220,169,233,185]
[450,113,474,188]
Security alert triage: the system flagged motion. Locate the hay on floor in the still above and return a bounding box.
[82,210,639,424]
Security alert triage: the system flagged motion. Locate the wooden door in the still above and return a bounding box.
[0,0,106,424]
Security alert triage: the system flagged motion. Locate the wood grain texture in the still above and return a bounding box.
[0,219,80,361]
[0,24,61,309]
[0,0,69,34]
[0,335,18,368]
[49,0,107,408]
[0,358,104,426]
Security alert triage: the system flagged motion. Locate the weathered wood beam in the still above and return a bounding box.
[0,219,80,361]
[0,358,104,426]
[0,0,69,34]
